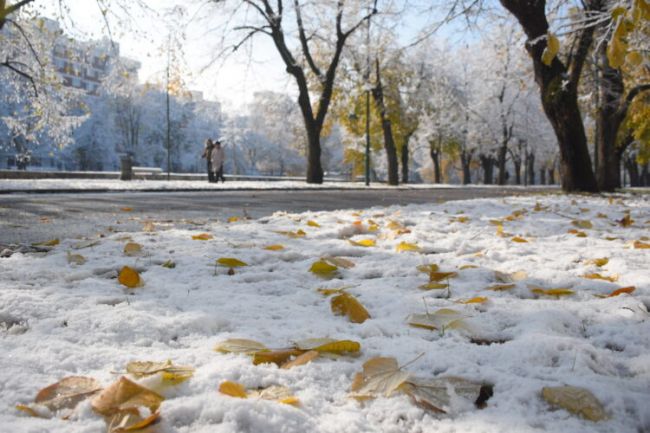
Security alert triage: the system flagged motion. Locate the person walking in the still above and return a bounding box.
[211,140,226,183]
[201,138,215,182]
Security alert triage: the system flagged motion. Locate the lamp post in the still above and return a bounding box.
[165,35,171,181]
[364,2,371,186]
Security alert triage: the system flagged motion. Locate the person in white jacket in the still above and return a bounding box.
[211,140,226,183]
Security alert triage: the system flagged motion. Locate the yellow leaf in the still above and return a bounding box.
[459,265,478,270]
[264,244,285,251]
[253,349,303,366]
[91,377,163,417]
[126,360,194,384]
[634,240,650,249]
[228,216,240,223]
[568,229,587,237]
[307,220,321,227]
[607,19,628,69]
[249,385,298,405]
[278,396,301,406]
[450,216,469,223]
[162,259,176,269]
[511,236,528,243]
[529,286,575,297]
[428,271,458,282]
[275,229,306,238]
[585,257,609,267]
[32,238,60,247]
[118,266,142,289]
[192,233,213,241]
[331,293,370,324]
[316,287,347,296]
[582,273,618,282]
[457,297,488,304]
[349,238,376,247]
[396,241,421,253]
[219,381,248,398]
[488,283,517,291]
[120,207,133,212]
[542,33,560,66]
[417,264,439,274]
[294,338,361,354]
[216,257,248,267]
[541,386,607,421]
[281,350,319,369]
[310,260,339,277]
[322,256,355,269]
[572,220,593,229]
[418,282,449,291]
[214,338,267,354]
[123,242,142,256]
[619,214,634,227]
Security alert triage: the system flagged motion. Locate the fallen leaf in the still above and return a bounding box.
[118,266,142,289]
[293,338,361,354]
[417,264,439,274]
[92,377,163,417]
[401,376,488,414]
[568,229,588,237]
[396,242,421,253]
[67,252,86,265]
[349,239,376,247]
[572,220,593,229]
[582,273,618,282]
[73,240,100,249]
[120,207,133,212]
[253,349,303,366]
[457,297,488,304]
[32,238,60,247]
[216,257,248,268]
[459,265,479,270]
[219,381,247,398]
[585,258,609,267]
[249,385,299,405]
[307,220,321,227]
[107,410,158,433]
[488,283,517,291]
[494,270,527,283]
[316,287,347,296]
[142,221,156,232]
[407,309,470,332]
[331,293,370,323]
[214,338,267,354]
[126,360,194,384]
[528,285,575,297]
[123,242,142,256]
[633,240,650,249]
[350,357,410,398]
[264,244,285,251]
[275,229,306,238]
[595,286,635,298]
[161,259,176,269]
[511,236,528,243]
[618,214,634,227]
[541,386,607,421]
[322,256,355,269]
[418,282,449,291]
[228,216,240,223]
[428,271,458,282]
[17,376,102,418]
[281,351,319,369]
[310,260,339,277]
[191,233,213,241]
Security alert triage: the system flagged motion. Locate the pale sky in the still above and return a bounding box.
[36,1,456,112]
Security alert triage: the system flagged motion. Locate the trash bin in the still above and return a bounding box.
[120,154,133,181]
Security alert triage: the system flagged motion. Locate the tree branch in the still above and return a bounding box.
[294,0,321,77]
[1,59,38,96]
[6,18,42,67]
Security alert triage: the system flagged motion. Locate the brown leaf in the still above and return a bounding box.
[252,349,303,366]
[401,376,487,414]
[281,350,319,369]
[92,377,164,417]
[350,357,410,398]
[541,386,607,421]
[17,376,102,418]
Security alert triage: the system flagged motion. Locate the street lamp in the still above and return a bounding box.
[364,3,371,187]
[165,35,171,181]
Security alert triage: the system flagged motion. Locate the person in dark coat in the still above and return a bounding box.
[201,139,215,182]
[211,140,226,183]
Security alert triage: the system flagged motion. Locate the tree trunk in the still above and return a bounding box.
[527,152,535,185]
[430,146,442,184]
[500,0,599,192]
[641,163,649,186]
[548,167,555,185]
[497,143,508,185]
[372,61,399,186]
[540,167,546,185]
[401,133,412,184]
[513,158,522,185]
[480,154,496,185]
[460,149,472,185]
[624,154,640,187]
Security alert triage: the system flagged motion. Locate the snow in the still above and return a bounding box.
[1,193,649,433]
[0,178,540,192]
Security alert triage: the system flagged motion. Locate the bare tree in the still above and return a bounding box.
[211,0,377,183]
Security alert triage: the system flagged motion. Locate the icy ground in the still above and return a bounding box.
[0,178,543,192]
[1,193,649,433]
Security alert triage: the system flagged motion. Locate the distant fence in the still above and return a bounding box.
[0,169,351,182]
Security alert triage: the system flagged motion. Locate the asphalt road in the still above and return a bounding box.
[0,187,555,244]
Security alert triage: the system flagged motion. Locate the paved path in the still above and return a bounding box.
[0,187,555,244]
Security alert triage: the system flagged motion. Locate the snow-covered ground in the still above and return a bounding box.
[0,178,543,191]
[1,193,649,433]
